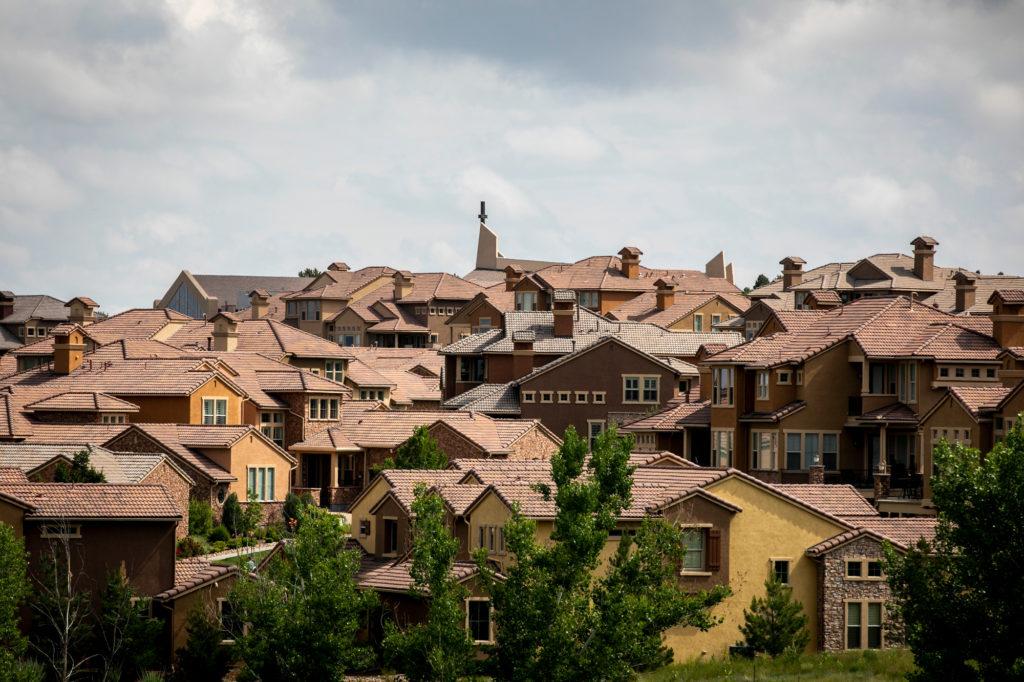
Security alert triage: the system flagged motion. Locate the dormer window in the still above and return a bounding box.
[515,291,537,312]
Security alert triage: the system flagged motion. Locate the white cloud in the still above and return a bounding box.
[505,126,607,163]
[455,166,538,219]
[0,147,78,211]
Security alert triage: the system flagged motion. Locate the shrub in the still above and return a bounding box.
[210,541,227,553]
[176,536,206,559]
[188,499,214,537]
[173,607,235,682]
[208,525,230,543]
[222,493,243,536]
[264,523,285,543]
[739,576,810,657]
[5,659,45,682]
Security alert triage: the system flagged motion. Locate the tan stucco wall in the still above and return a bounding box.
[163,574,237,658]
[671,299,742,332]
[187,377,246,425]
[212,432,294,502]
[350,476,390,554]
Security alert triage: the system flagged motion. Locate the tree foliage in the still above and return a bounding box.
[221,492,244,537]
[298,267,323,278]
[0,523,30,675]
[53,448,105,483]
[885,418,1024,681]
[376,425,447,472]
[282,491,313,533]
[188,498,214,537]
[228,506,378,680]
[478,425,729,681]
[383,484,474,681]
[173,606,236,682]
[97,571,163,681]
[739,576,810,657]
[753,274,770,289]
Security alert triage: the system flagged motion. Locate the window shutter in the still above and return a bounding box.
[707,529,722,571]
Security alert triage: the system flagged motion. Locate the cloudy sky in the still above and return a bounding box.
[1,1,1022,312]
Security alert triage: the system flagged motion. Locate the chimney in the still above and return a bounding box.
[780,257,806,290]
[806,291,840,310]
[725,263,734,285]
[618,247,642,279]
[504,265,524,292]
[249,289,270,320]
[65,297,98,325]
[552,290,576,338]
[327,262,350,272]
[511,330,535,379]
[705,252,726,279]
[654,278,676,311]
[0,291,13,320]
[52,325,85,374]
[393,271,414,301]
[988,290,1024,348]
[953,272,977,313]
[210,312,240,352]
[911,236,938,281]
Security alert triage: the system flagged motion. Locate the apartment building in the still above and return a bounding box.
[347,457,936,659]
[156,270,313,319]
[606,279,750,332]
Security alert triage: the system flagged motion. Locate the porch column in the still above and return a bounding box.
[879,425,888,471]
[681,428,688,460]
[861,360,870,394]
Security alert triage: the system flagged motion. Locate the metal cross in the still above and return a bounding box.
[478,200,487,224]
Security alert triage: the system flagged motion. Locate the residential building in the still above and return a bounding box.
[606,279,750,332]
[154,557,239,659]
[0,292,98,356]
[281,264,397,337]
[156,271,313,319]
[341,347,443,409]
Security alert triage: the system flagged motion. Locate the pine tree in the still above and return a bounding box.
[221,492,244,537]
[739,575,810,657]
[376,425,447,472]
[53,447,105,483]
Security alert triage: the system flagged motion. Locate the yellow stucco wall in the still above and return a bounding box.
[187,377,246,425]
[213,433,294,501]
[662,476,847,660]
[350,477,391,554]
[671,299,742,332]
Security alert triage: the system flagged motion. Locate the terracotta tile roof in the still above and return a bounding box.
[434,483,489,515]
[806,290,843,306]
[771,484,878,517]
[606,292,750,327]
[990,289,1024,304]
[17,423,130,444]
[627,451,699,467]
[12,309,192,357]
[345,359,398,388]
[621,395,711,431]
[155,558,237,601]
[284,267,396,301]
[515,336,698,388]
[441,382,521,415]
[356,555,481,593]
[0,482,181,519]
[0,443,185,484]
[22,392,141,413]
[168,319,351,359]
[531,256,740,295]
[0,467,28,483]
[739,401,807,423]
[379,469,467,512]
[857,402,919,424]
[391,272,485,304]
[806,516,938,556]
[946,385,1012,417]
[193,274,313,310]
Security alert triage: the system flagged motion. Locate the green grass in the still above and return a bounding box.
[212,549,274,568]
[642,649,915,681]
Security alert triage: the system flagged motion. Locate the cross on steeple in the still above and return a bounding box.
[478,200,487,224]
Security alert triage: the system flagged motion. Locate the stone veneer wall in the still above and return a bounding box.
[508,427,559,460]
[428,424,487,460]
[819,536,903,651]
[142,460,192,539]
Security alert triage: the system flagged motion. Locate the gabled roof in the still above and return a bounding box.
[283,266,396,301]
[22,392,141,413]
[0,482,181,520]
[517,335,698,386]
[155,558,238,601]
[0,443,193,485]
[192,274,313,309]
[441,382,521,415]
[0,295,69,324]
[771,484,878,517]
[530,256,739,295]
[806,517,939,556]
[606,291,750,327]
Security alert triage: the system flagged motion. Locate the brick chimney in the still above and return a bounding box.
[618,247,642,279]
[504,265,524,292]
[65,297,98,326]
[52,325,85,374]
[988,290,1024,348]
[806,291,840,310]
[953,272,977,313]
[780,257,806,290]
[654,278,676,311]
[394,271,414,301]
[552,290,576,338]
[911,236,938,281]
[0,291,13,320]
[249,289,270,320]
[512,330,535,378]
[210,312,240,352]
[327,262,350,272]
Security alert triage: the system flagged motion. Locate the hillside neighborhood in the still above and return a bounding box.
[1,219,1022,679]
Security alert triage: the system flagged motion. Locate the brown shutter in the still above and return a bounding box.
[707,529,722,571]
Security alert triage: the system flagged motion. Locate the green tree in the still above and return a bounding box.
[53,447,105,483]
[753,273,770,289]
[240,490,263,538]
[0,523,30,675]
[282,491,313,533]
[229,506,378,680]
[478,425,728,681]
[298,267,323,278]
[97,572,163,681]
[221,492,244,537]
[375,425,447,472]
[173,606,235,682]
[885,419,1024,681]
[738,575,810,657]
[383,484,474,681]
[188,499,214,537]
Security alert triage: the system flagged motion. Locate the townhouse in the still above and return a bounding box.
[347,457,936,659]
[282,263,398,337]
[0,292,96,356]
[156,270,313,319]
[606,279,750,333]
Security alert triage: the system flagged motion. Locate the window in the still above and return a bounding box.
[467,599,493,643]
[476,525,505,554]
[773,559,790,585]
[340,333,361,347]
[986,368,996,378]
[359,519,371,536]
[515,291,537,312]
[786,433,802,470]
[712,314,722,326]
[41,524,81,539]
[247,467,276,501]
[623,376,640,402]
[101,414,126,424]
[803,433,819,469]
[955,367,965,378]
[588,420,606,450]
[260,412,284,446]
[846,602,883,649]
[846,602,862,649]
[693,314,704,332]
[429,333,439,344]
[867,603,882,648]
[219,598,241,644]
[970,367,980,378]
[478,316,492,329]
[540,391,554,403]
[384,518,399,555]
[17,327,24,337]
[578,291,600,310]
[522,391,535,403]
[592,391,606,404]
[429,307,437,316]
[868,363,897,394]
[712,367,734,406]
[459,357,486,383]
[785,432,839,470]
[939,367,949,377]
[745,320,760,341]
[325,360,344,382]
[681,529,705,571]
[202,398,228,425]
[712,430,733,467]
[308,398,339,420]
[446,306,455,316]
[642,377,659,402]
[898,363,917,404]
[558,391,571,403]
[778,370,792,384]
[575,391,588,403]
[26,327,35,337]
[751,432,777,470]
[823,433,838,470]
[846,561,863,578]
[867,561,882,578]
[796,369,804,385]
[756,371,769,400]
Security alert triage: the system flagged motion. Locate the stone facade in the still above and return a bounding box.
[816,535,902,651]
[141,460,192,539]
[507,427,560,460]
[428,423,487,460]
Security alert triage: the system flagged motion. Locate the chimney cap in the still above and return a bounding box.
[0,290,15,300]
[65,296,98,308]
[512,330,536,342]
[780,256,806,267]
[988,289,1024,305]
[209,311,241,324]
[552,289,577,302]
[50,322,84,337]
[911,236,939,248]
[327,261,350,272]
[394,270,414,281]
[503,264,524,275]
[249,288,271,299]
[653,277,677,290]
[618,246,643,259]
[952,271,977,286]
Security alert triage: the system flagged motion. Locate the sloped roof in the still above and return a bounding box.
[284,267,396,301]
[0,443,187,484]
[606,291,751,326]
[441,382,521,415]
[806,517,939,556]
[948,385,1014,418]
[155,558,238,601]
[530,256,739,295]
[168,319,351,359]
[771,484,878,517]
[0,295,69,324]
[621,393,711,431]
[13,308,193,357]
[193,274,313,309]
[0,482,181,520]
[22,392,141,413]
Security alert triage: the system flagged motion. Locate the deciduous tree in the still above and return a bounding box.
[97,572,163,681]
[376,425,447,472]
[0,523,30,674]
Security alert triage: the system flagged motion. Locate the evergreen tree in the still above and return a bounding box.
[0,523,30,674]
[298,267,323,278]
[173,607,235,682]
[221,492,244,537]
[738,575,810,657]
[376,425,447,472]
[383,484,474,681]
[753,273,770,289]
[53,447,105,483]
[97,572,163,681]
[188,498,214,537]
[885,419,1024,681]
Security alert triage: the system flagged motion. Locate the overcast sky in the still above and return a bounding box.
[1,1,1022,313]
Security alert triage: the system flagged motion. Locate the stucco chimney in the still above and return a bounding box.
[780,257,806,290]
[911,236,938,281]
[210,312,240,352]
[988,290,1024,348]
[327,262,350,272]
[618,247,642,279]
[65,297,98,326]
[504,265,524,292]
[654,278,676,311]
[725,263,734,285]
[394,271,414,301]
[953,272,977,313]
[249,289,270,320]
[52,325,85,374]
[512,330,535,379]
[552,290,576,338]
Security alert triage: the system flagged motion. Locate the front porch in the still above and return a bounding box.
[292,449,368,512]
[850,406,926,506]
